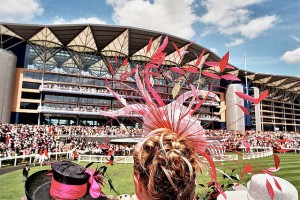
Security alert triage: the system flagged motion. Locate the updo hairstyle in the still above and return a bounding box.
[133,129,200,200]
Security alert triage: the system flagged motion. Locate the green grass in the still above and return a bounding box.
[0,154,299,199]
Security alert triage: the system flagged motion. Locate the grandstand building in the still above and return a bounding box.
[0,23,299,131]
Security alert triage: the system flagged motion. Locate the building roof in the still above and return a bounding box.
[0,22,299,93]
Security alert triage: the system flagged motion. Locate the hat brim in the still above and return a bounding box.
[217,190,248,200]
[25,170,107,200]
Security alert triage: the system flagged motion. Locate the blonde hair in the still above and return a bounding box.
[133,129,200,200]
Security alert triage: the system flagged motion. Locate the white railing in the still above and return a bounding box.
[242,148,273,160]
[78,154,238,164]
[0,152,71,168]
[78,155,134,164]
[212,154,239,162]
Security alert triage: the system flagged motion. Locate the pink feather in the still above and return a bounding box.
[146,37,153,54]
[221,74,241,81]
[195,49,206,67]
[266,179,275,200]
[172,42,181,58]
[157,36,168,53]
[170,66,186,75]
[237,104,249,115]
[219,51,229,73]
[122,57,128,66]
[202,71,221,79]
[183,67,199,73]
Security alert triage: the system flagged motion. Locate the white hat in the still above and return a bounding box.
[247,174,298,200]
[217,174,298,200]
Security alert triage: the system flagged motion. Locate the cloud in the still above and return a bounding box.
[281,48,300,64]
[0,0,43,22]
[238,15,278,39]
[199,0,278,40]
[106,0,197,39]
[53,17,107,25]
[226,38,245,47]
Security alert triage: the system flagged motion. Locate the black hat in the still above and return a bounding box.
[25,161,107,200]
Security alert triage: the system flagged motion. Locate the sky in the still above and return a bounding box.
[0,0,299,77]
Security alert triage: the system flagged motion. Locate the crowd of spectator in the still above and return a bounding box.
[0,124,299,159]
[205,130,300,152]
[0,124,141,158]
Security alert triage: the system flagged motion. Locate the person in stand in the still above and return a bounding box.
[22,164,30,182]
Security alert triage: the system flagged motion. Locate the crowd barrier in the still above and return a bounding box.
[0,152,71,168]
[212,154,239,162]
[78,155,134,164]
[78,154,239,164]
[242,148,273,160]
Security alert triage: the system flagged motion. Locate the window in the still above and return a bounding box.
[21,92,40,99]
[20,102,39,110]
[22,82,41,89]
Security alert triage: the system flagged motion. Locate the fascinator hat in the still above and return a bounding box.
[25,161,107,200]
[97,36,225,195]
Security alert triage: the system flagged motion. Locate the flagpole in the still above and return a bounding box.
[244,50,248,95]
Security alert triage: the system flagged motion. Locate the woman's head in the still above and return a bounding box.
[133,129,200,200]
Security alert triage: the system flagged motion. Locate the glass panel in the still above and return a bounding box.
[22,82,41,89]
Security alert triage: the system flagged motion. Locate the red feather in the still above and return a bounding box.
[183,67,199,73]
[226,65,235,69]
[122,57,128,66]
[254,89,269,104]
[120,71,128,78]
[262,169,274,176]
[106,59,115,75]
[274,154,280,169]
[172,42,181,58]
[202,71,221,79]
[266,179,275,200]
[195,49,205,67]
[146,37,153,54]
[237,104,249,115]
[273,177,282,191]
[221,74,241,81]
[205,61,219,67]
[170,66,186,75]
[114,53,118,65]
[241,163,252,178]
[235,92,257,102]
[145,69,164,107]
[219,51,229,73]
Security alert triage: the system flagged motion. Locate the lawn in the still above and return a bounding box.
[0,153,299,199]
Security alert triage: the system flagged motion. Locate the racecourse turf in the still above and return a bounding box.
[0,153,299,199]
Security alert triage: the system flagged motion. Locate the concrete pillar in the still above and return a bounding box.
[226,84,245,131]
[0,49,17,123]
[253,87,262,131]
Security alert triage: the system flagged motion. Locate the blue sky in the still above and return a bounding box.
[0,0,299,77]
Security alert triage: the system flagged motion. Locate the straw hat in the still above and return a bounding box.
[217,174,298,200]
